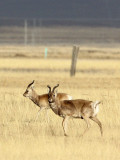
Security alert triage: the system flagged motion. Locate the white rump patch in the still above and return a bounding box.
[92,101,100,116]
[67,95,72,100]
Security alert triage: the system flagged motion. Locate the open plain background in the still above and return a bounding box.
[0,46,120,160]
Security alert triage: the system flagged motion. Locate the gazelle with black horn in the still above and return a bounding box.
[47,84,103,136]
[23,81,72,121]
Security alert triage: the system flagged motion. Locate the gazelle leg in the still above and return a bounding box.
[90,116,103,136]
[35,108,42,122]
[62,116,69,136]
[81,115,91,136]
[45,109,49,123]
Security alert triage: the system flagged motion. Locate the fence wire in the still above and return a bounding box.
[0,18,120,46]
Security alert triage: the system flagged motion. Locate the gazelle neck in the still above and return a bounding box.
[29,89,39,106]
[49,99,61,115]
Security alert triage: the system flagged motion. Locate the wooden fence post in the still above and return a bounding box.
[70,46,79,76]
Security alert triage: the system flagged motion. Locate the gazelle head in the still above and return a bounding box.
[23,80,35,98]
[47,84,59,103]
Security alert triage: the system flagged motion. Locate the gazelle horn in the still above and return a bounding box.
[27,80,35,88]
[47,85,51,92]
[52,84,59,92]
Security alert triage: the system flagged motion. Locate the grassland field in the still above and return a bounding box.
[0,46,120,160]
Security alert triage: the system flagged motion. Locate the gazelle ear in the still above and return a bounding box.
[31,80,35,88]
[55,89,58,97]
[47,87,50,93]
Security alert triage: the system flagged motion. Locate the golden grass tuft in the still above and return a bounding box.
[0,52,120,160]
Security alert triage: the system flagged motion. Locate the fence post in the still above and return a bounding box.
[39,19,42,44]
[24,19,28,45]
[70,45,79,76]
[32,19,36,45]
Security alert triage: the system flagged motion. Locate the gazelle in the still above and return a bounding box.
[23,81,72,121]
[47,84,103,136]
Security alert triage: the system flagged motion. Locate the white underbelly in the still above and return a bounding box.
[72,112,82,118]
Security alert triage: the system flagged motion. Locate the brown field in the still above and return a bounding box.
[0,46,120,160]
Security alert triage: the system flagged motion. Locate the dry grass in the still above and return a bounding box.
[1,45,120,59]
[0,52,120,160]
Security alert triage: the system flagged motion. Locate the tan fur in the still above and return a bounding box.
[23,81,72,121]
[48,85,103,136]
